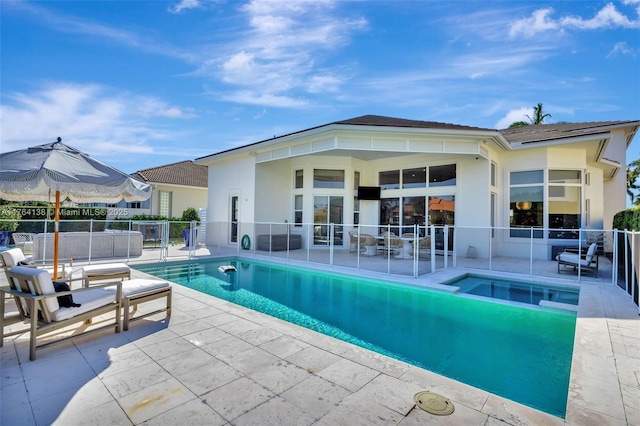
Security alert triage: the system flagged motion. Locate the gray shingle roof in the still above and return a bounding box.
[333,114,493,131]
[135,160,208,188]
[498,121,639,144]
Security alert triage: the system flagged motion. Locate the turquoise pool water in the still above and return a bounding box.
[134,258,576,418]
[448,274,580,306]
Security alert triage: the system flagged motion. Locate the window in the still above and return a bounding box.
[491,161,497,187]
[294,195,303,227]
[491,192,496,238]
[379,170,400,190]
[428,195,455,251]
[295,169,304,189]
[354,171,360,225]
[548,170,582,239]
[313,169,344,188]
[509,170,543,238]
[379,196,426,235]
[403,168,426,189]
[429,164,456,187]
[127,202,141,209]
[159,191,172,217]
[379,198,400,235]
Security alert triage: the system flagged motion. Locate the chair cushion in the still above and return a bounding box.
[50,289,117,321]
[1,248,27,267]
[9,266,59,313]
[113,279,170,297]
[556,253,590,267]
[82,263,130,276]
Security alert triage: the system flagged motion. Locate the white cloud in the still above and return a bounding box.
[208,0,367,107]
[0,83,196,158]
[509,3,640,38]
[494,107,533,129]
[168,0,201,14]
[607,41,638,57]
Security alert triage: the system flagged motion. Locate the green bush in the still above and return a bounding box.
[181,207,200,222]
[613,207,640,231]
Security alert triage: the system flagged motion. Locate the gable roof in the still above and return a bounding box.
[499,121,639,145]
[134,161,208,188]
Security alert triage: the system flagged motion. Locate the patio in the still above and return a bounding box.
[1,247,638,425]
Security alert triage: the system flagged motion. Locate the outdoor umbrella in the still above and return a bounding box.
[0,138,151,279]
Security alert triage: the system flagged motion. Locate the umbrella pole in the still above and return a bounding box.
[53,191,60,281]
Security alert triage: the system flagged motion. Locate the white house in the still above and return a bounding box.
[195,115,639,260]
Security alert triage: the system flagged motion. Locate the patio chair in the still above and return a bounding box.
[556,243,599,276]
[12,233,34,254]
[380,232,402,256]
[1,266,122,361]
[0,248,73,282]
[360,234,378,256]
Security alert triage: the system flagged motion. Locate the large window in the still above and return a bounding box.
[379,196,426,235]
[314,169,344,188]
[403,168,426,189]
[428,195,455,250]
[509,170,544,238]
[380,165,454,190]
[548,170,582,239]
[354,171,360,225]
[314,196,343,245]
[429,164,456,187]
[379,170,400,190]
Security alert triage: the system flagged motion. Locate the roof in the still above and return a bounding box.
[134,160,208,188]
[195,115,640,163]
[333,114,493,131]
[498,121,639,144]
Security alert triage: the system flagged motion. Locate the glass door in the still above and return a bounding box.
[230,196,239,243]
[313,196,343,246]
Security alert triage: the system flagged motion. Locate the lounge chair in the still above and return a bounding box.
[1,247,73,281]
[12,233,34,254]
[556,243,599,276]
[1,266,122,361]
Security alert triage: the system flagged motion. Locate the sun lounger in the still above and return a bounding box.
[556,242,599,276]
[1,266,122,361]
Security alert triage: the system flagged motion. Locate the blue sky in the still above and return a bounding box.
[1,0,639,174]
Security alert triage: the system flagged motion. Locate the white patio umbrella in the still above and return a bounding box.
[0,138,151,279]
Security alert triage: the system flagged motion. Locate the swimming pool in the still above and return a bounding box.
[134,258,576,418]
[446,274,580,307]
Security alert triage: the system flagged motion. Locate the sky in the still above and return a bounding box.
[1,0,639,174]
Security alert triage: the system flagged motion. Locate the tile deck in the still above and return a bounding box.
[1,246,638,425]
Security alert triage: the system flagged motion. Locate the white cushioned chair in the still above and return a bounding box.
[556,243,599,276]
[1,266,122,360]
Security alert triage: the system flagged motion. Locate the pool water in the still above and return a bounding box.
[448,275,580,306]
[134,258,576,418]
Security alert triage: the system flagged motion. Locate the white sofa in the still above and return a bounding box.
[33,231,143,260]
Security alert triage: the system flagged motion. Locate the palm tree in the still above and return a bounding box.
[627,159,640,205]
[527,103,552,125]
[509,103,552,128]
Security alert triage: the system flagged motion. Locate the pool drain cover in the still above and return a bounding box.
[413,391,455,415]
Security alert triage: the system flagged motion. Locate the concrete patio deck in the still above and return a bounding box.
[1,246,638,425]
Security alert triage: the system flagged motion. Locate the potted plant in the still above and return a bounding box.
[0,206,21,246]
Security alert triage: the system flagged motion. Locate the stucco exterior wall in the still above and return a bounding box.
[150,185,207,218]
[602,129,629,229]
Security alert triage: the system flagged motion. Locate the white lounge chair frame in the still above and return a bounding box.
[1,266,122,361]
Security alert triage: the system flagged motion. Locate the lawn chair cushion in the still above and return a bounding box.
[1,248,27,266]
[50,289,117,321]
[105,279,170,297]
[556,253,591,267]
[10,266,60,313]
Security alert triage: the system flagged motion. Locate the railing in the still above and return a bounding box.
[1,218,637,313]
